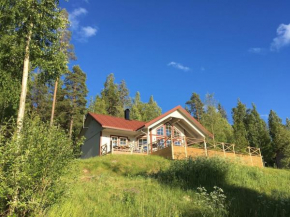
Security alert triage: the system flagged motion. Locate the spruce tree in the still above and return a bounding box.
[185,92,204,121]
[232,100,249,151]
[93,95,108,115]
[131,92,143,121]
[101,74,122,117]
[118,80,131,109]
[218,103,227,120]
[268,110,290,168]
[142,96,162,121]
[244,104,273,165]
[63,65,88,139]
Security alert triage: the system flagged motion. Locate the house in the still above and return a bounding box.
[80,105,213,159]
[80,105,264,167]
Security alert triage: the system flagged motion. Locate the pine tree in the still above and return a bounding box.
[232,100,249,151]
[244,104,273,165]
[118,80,131,109]
[50,9,76,126]
[63,65,88,139]
[101,74,122,117]
[218,103,227,120]
[268,110,290,168]
[142,96,162,121]
[93,95,108,115]
[286,118,290,131]
[131,92,143,121]
[186,92,204,121]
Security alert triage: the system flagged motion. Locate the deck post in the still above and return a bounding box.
[204,139,208,157]
[184,136,188,159]
[248,147,253,166]
[222,143,226,157]
[150,129,153,154]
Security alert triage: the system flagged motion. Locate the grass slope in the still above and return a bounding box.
[46,155,290,217]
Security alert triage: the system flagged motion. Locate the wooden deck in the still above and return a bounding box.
[151,145,264,168]
[101,141,263,168]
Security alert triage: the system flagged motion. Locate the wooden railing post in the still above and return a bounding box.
[184,136,188,159]
[222,143,226,157]
[204,139,208,157]
[248,147,253,166]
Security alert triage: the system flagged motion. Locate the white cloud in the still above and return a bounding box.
[69,8,98,42]
[270,23,290,51]
[168,62,190,71]
[69,8,88,30]
[81,26,97,37]
[249,47,262,53]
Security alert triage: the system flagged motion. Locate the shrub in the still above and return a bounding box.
[0,116,79,216]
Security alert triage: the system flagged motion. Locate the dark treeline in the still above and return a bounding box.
[185,92,290,168]
[88,73,162,122]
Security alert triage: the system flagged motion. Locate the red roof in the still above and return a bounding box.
[88,106,213,137]
[88,113,146,131]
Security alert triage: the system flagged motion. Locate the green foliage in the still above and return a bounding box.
[232,100,249,151]
[244,104,273,165]
[61,65,88,140]
[217,103,227,120]
[0,116,77,216]
[131,93,162,121]
[45,155,290,217]
[26,73,52,122]
[90,74,162,122]
[185,92,204,121]
[268,110,290,168]
[202,106,234,143]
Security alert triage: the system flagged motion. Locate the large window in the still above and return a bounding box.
[174,128,181,137]
[166,124,172,136]
[139,138,147,152]
[157,126,164,136]
[119,137,127,146]
[111,136,118,147]
[139,138,147,146]
[157,139,165,148]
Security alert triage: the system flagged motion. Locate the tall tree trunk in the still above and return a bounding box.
[50,78,58,126]
[17,28,32,133]
[69,116,73,139]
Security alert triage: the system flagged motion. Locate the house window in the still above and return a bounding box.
[156,126,164,136]
[139,138,147,152]
[119,137,127,146]
[174,140,181,146]
[166,139,172,146]
[111,136,118,147]
[157,139,165,148]
[166,124,172,137]
[139,138,147,146]
[174,128,181,137]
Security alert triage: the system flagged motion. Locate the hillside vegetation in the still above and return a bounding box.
[46,155,290,217]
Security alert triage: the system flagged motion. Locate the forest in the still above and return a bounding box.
[0,1,289,216]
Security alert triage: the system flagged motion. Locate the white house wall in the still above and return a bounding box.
[101,130,139,152]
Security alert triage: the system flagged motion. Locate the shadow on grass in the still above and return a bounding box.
[144,157,290,217]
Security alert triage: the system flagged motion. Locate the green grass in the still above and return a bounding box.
[45,155,290,217]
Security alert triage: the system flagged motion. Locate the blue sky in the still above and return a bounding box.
[61,0,290,123]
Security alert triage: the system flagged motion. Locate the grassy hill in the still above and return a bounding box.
[46,155,290,217]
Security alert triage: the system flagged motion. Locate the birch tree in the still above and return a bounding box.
[0,0,68,132]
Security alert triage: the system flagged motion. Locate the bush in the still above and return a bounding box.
[0,116,79,216]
